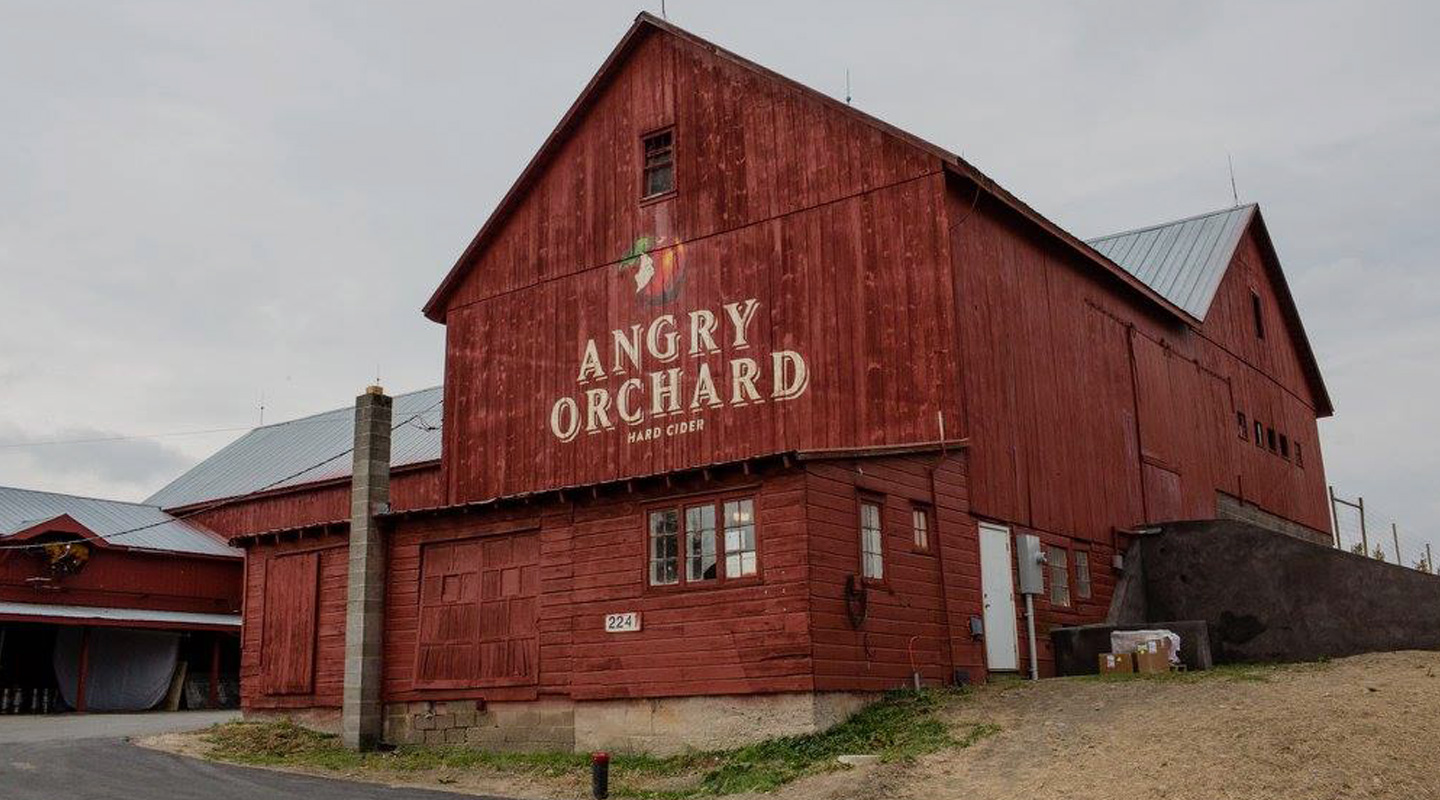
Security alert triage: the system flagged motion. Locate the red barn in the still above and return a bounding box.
[0,486,241,713]
[163,13,1332,752]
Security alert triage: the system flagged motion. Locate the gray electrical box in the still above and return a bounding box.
[1015,532,1046,595]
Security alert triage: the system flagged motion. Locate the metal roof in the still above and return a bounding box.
[0,486,237,557]
[145,385,443,511]
[0,600,240,629]
[1086,204,1256,320]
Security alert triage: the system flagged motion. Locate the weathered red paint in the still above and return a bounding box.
[0,544,241,617]
[231,12,1335,714]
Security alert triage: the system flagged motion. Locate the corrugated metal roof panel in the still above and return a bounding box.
[1087,204,1255,319]
[0,600,240,628]
[0,486,237,557]
[145,385,443,510]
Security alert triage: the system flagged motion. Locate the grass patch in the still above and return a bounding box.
[200,689,991,797]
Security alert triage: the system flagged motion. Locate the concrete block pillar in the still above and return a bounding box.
[342,385,391,750]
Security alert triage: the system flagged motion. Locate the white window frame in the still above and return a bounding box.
[860,500,884,580]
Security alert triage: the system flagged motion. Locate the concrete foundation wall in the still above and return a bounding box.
[1141,520,1440,663]
[382,691,872,755]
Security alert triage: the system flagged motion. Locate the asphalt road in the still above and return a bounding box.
[0,712,510,799]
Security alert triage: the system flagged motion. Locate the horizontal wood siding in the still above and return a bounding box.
[184,465,443,536]
[382,466,812,704]
[0,548,240,615]
[804,453,985,691]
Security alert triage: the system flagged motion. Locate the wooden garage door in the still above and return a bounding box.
[261,551,319,695]
[415,533,539,689]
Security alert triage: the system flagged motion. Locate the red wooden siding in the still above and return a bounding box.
[234,17,1340,711]
[383,465,814,704]
[440,30,935,312]
[260,552,319,695]
[0,548,240,616]
[440,27,958,505]
[804,453,985,690]
[241,539,348,709]
[444,173,958,504]
[184,465,443,536]
[1199,227,1319,410]
[950,179,1330,542]
[415,533,540,689]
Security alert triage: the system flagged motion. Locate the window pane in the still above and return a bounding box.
[860,501,884,579]
[723,499,756,577]
[645,164,673,196]
[649,509,679,585]
[1046,545,1070,607]
[642,131,675,197]
[686,505,717,581]
[1075,551,1092,599]
[912,507,929,549]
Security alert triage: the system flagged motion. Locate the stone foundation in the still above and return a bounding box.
[385,698,576,751]
[382,691,872,755]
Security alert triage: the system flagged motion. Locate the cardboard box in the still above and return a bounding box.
[1098,652,1135,675]
[1132,638,1174,674]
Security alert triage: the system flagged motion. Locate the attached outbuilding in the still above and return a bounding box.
[0,486,242,713]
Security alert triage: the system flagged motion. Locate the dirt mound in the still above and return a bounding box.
[777,651,1440,800]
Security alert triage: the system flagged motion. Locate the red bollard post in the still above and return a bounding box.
[591,751,610,799]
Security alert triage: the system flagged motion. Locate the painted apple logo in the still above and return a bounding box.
[619,235,685,306]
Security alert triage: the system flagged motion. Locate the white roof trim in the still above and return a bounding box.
[0,601,240,629]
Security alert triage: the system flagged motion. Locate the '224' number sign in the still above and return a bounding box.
[604,612,641,633]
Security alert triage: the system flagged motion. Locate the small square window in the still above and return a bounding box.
[1279,434,1291,460]
[1237,411,1248,440]
[911,506,931,551]
[641,130,674,198]
[1074,551,1092,600]
[1046,545,1070,607]
[860,501,884,580]
[1254,420,1264,447]
[1267,427,1278,453]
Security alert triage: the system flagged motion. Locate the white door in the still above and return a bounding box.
[978,522,1019,671]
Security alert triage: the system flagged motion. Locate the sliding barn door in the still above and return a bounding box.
[416,532,539,689]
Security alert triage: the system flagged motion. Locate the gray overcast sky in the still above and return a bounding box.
[2,1,1436,553]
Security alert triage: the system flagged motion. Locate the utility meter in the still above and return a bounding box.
[1015,532,1046,596]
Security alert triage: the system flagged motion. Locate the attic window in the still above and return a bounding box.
[641,129,675,199]
[1267,426,1278,453]
[1237,411,1248,440]
[1251,290,1266,340]
[1279,434,1291,460]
